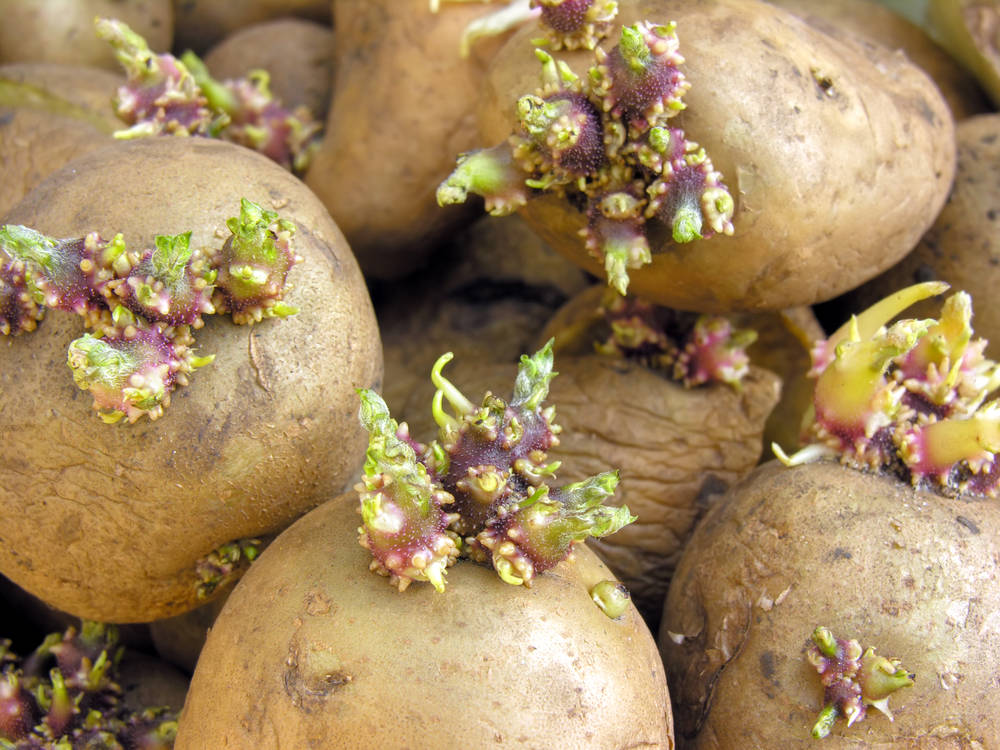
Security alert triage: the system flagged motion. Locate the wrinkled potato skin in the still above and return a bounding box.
[0,0,173,71]
[660,460,1000,748]
[203,18,335,119]
[0,138,382,623]
[478,0,956,312]
[768,0,989,119]
[176,492,673,749]
[833,114,1000,360]
[0,63,122,216]
[305,0,512,280]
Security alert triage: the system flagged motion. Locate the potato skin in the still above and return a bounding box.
[660,460,1000,748]
[0,137,382,623]
[478,0,956,312]
[175,492,673,749]
[171,0,331,54]
[831,114,1000,360]
[202,18,335,119]
[305,0,512,280]
[0,63,122,216]
[0,0,173,71]
[767,0,989,120]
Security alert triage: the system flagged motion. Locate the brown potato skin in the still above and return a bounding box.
[0,63,122,216]
[175,492,674,749]
[171,0,331,54]
[305,0,512,280]
[0,137,382,623]
[767,0,989,120]
[203,18,335,119]
[832,114,1000,360]
[660,460,1000,748]
[478,0,956,312]
[0,0,173,71]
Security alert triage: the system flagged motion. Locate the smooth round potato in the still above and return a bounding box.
[0,137,382,623]
[171,0,331,54]
[305,0,514,280]
[203,17,335,119]
[660,460,1000,748]
[767,0,989,119]
[829,114,1000,360]
[175,492,673,748]
[0,0,173,71]
[0,63,122,216]
[477,0,956,312]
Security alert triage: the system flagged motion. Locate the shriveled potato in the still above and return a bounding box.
[0,137,382,623]
[175,492,673,748]
[829,114,1000,359]
[660,460,1000,747]
[477,0,956,312]
[0,63,121,216]
[202,17,335,119]
[305,0,516,280]
[0,0,172,71]
[768,0,989,119]
[171,0,331,54]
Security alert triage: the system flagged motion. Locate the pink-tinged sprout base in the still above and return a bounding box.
[775,282,1000,497]
[67,306,214,424]
[533,0,619,50]
[212,197,302,325]
[807,626,913,739]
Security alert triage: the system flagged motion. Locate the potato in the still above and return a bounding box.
[171,0,331,54]
[767,0,990,119]
[0,62,121,216]
[377,213,591,419]
[828,114,1000,360]
[0,0,172,71]
[202,17,335,119]
[927,0,1000,108]
[476,0,956,312]
[660,460,1000,747]
[175,491,673,748]
[0,137,382,623]
[305,0,515,280]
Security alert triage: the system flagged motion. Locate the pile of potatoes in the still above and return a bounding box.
[3,0,1000,747]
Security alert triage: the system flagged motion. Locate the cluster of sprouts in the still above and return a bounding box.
[0,622,177,748]
[775,282,1000,497]
[355,341,634,593]
[436,3,734,295]
[95,18,321,174]
[806,626,913,740]
[0,198,301,424]
[595,290,755,388]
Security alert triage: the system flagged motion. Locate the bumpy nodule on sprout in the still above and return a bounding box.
[356,389,461,593]
[431,340,563,536]
[67,307,214,424]
[212,197,302,324]
[96,17,215,138]
[354,341,634,592]
[0,225,127,328]
[111,231,217,327]
[0,258,44,335]
[775,283,1000,497]
[806,626,913,739]
[533,0,619,50]
[437,18,735,296]
[0,623,178,747]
